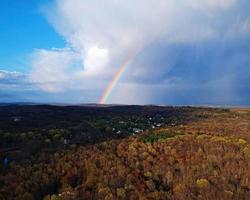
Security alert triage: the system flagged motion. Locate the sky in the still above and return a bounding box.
[0,0,250,105]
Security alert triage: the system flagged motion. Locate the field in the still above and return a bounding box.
[0,105,250,199]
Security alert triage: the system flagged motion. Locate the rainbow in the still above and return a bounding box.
[99,46,141,104]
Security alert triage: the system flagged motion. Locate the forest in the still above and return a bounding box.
[0,105,250,199]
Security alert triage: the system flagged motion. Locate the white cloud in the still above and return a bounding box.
[29,0,248,103]
[84,46,109,76]
[30,48,81,92]
[187,0,235,10]
[0,70,30,93]
[0,72,4,79]
[0,70,26,81]
[29,48,112,93]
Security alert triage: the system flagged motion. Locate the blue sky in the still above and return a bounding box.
[0,0,65,72]
[0,0,250,105]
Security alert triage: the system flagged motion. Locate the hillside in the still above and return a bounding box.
[0,107,250,199]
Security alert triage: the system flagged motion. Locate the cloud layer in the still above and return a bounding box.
[3,0,250,105]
